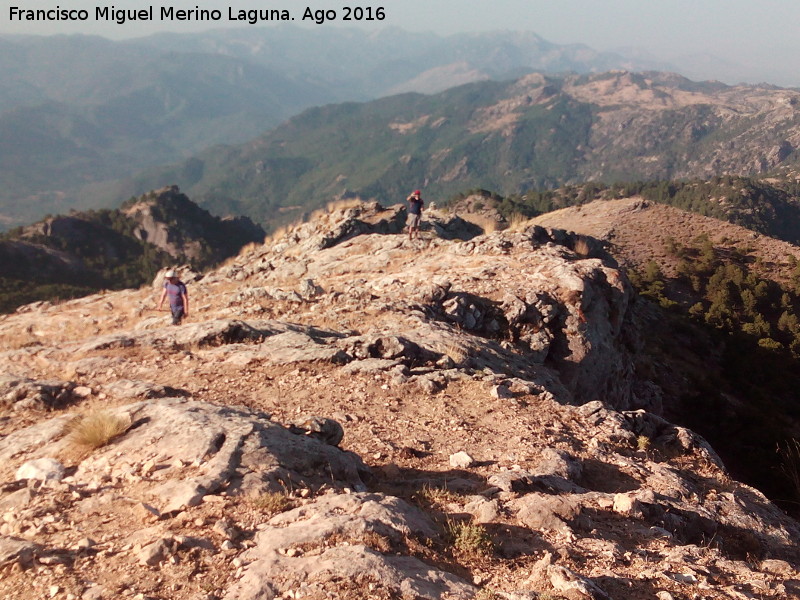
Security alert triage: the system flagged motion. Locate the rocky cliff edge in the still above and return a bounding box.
[0,202,797,600]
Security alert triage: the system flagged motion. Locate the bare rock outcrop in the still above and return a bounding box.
[0,201,799,600]
[0,376,78,411]
[1,399,369,513]
[227,493,476,600]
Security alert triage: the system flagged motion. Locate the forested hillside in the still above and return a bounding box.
[122,71,800,230]
[0,29,663,228]
[0,186,264,312]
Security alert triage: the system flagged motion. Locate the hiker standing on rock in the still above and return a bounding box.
[406,189,424,240]
[158,269,189,325]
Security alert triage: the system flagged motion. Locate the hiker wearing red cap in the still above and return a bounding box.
[406,190,424,240]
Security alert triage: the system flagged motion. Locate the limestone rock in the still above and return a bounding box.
[0,399,369,516]
[0,376,76,410]
[549,564,610,599]
[0,487,34,512]
[490,384,514,399]
[287,416,345,447]
[463,497,499,524]
[298,278,324,300]
[1,200,800,600]
[513,493,590,534]
[449,451,476,468]
[102,379,189,400]
[612,492,643,517]
[150,480,206,514]
[225,493,475,600]
[0,536,38,569]
[341,358,403,374]
[135,538,172,566]
[339,334,424,361]
[761,559,794,576]
[15,458,65,483]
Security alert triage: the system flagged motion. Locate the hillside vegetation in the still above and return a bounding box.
[0,29,664,228]
[631,236,800,506]
[525,196,800,511]
[121,71,800,230]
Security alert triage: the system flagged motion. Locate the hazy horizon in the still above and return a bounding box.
[3,1,800,85]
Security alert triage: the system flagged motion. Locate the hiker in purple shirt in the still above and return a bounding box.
[157,269,189,325]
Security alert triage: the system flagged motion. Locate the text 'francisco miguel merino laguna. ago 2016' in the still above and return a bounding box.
[8,5,387,25]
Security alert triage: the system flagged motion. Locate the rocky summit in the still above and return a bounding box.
[0,201,798,600]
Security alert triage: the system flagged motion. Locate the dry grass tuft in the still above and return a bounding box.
[238,240,265,256]
[305,198,366,226]
[252,222,302,255]
[442,341,470,364]
[573,236,592,257]
[250,491,296,515]
[415,483,462,508]
[358,531,394,553]
[325,198,365,213]
[507,211,532,232]
[264,224,293,245]
[65,410,131,449]
[460,212,503,234]
[0,327,40,352]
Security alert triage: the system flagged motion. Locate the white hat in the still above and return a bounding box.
[165,269,177,278]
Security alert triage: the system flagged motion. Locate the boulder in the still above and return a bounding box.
[15,458,65,483]
[288,416,345,447]
[0,537,38,569]
[449,451,476,468]
[0,376,77,410]
[513,493,591,534]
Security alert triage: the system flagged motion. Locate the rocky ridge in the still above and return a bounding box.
[120,186,266,264]
[0,202,798,599]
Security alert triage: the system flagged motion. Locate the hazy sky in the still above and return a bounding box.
[2,0,799,76]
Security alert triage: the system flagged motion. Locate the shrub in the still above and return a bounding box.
[758,337,783,351]
[65,410,130,449]
[445,519,493,557]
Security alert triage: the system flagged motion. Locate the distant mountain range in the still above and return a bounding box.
[117,70,800,229]
[0,27,678,229]
[3,27,800,231]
